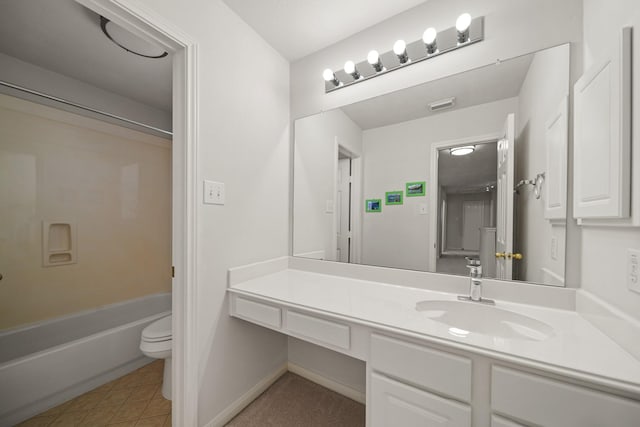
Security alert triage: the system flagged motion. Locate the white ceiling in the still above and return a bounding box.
[222,0,428,61]
[438,141,498,190]
[342,53,533,130]
[0,0,172,112]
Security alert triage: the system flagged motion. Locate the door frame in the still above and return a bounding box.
[75,1,198,425]
[332,139,362,264]
[428,133,501,271]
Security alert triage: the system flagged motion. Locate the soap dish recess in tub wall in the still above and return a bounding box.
[42,220,77,266]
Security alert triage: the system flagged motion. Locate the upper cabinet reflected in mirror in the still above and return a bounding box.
[294,43,570,286]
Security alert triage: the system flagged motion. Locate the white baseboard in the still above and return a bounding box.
[287,362,366,404]
[203,364,288,427]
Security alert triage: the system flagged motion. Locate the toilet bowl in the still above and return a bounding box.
[140,314,172,399]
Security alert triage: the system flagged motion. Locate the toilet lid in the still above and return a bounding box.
[142,315,172,342]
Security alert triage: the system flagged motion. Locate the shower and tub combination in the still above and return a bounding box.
[0,293,171,426]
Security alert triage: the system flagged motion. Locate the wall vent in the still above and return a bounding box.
[429,97,456,112]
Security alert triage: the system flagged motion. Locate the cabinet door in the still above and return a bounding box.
[371,373,471,427]
[573,27,631,220]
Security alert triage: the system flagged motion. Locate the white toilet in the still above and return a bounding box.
[140,314,172,399]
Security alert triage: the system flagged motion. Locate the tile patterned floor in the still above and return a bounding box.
[19,360,171,427]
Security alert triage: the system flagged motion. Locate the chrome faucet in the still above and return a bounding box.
[458,258,495,305]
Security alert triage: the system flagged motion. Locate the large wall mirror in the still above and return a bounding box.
[293,43,570,286]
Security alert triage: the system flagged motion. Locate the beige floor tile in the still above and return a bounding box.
[135,415,168,427]
[99,388,134,408]
[66,391,107,412]
[111,372,143,391]
[49,410,89,426]
[110,400,149,423]
[91,380,117,395]
[77,404,120,426]
[38,400,73,418]
[163,414,172,427]
[137,371,162,386]
[140,399,170,418]
[17,416,57,426]
[107,422,137,427]
[127,384,159,402]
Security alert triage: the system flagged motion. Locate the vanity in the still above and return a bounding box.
[227,259,640,427]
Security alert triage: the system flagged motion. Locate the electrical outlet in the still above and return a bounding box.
[628,249,640,294]
[325,200,334,213]
[550,237,558,260]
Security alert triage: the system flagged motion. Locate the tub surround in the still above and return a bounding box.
[228,257,640,425]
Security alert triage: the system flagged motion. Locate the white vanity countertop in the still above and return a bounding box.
[229,268,640,394]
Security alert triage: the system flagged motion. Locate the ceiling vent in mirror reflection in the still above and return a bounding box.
[429,97,456,112]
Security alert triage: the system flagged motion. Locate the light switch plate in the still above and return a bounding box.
[419,204,428,215]
[204,180,225,205]
[628,248,640,294]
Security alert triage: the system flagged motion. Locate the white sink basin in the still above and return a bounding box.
[415,300,554,341]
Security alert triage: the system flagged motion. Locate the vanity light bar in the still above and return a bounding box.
[324,14,484,93]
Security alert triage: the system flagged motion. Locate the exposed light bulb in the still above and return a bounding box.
[344,60,355,74]
[422,27,437,54]
[344,60,360,79]
[367,50,384,72]
[322,68,334,81]
[456,13,472,32]
[393,39,409,64]
[393,39,406,55]
[423,27,437,44]
[323,68,339,86]
[456,13,472,43]
[367,50,379,65]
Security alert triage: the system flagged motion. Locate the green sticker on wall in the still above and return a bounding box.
[366,199,382,212]
[385,191,403,205]
[406,181,426,197]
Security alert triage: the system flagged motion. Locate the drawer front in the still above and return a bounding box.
[371,373,471,427]
[492,366,640,427]
[371,334,471,402]
[234,296,282,329]
[286,311,350,350]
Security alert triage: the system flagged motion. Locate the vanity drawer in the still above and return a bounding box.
[286,311,350,350]
[371,373,471,427]
[492,366,640,427]
[234,296,282,329]
[370,334,471,402]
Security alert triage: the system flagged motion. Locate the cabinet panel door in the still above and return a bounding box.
[371,373,471,427]
[573,27,631,219]
[233,296,281,329]
[492,366,640,427]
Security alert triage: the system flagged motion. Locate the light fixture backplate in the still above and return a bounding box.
[325,16,484,93]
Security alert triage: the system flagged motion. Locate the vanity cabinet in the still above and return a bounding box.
[370,334,472,427]
[370,373,471,427]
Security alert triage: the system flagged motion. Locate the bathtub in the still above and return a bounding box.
[0,293,171,426]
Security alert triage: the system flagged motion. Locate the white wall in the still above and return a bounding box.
[580,0,640,320]
[0,52,172,133]
[293,109,362,260]
[123,0,291,424]
[515,46,569,284]
[361,98,517,271]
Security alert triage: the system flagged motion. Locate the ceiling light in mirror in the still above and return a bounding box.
[450,146,475,156]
